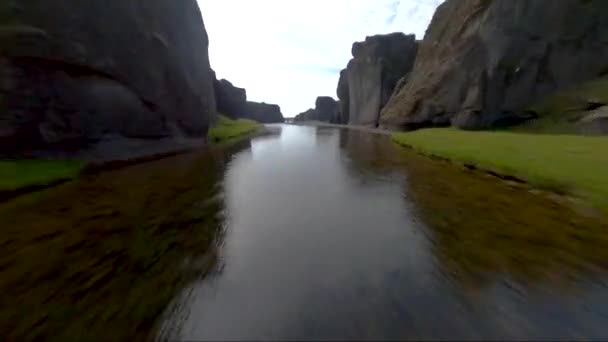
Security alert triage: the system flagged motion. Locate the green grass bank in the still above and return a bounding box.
[0,115,261,195]
[393,129,608,213]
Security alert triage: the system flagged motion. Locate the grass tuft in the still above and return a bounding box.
[208,115,260,143]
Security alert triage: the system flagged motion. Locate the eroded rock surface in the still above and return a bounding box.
[294,96,340,123]
[214,77,247,119]
[0,0,215,154]
[338,33,418,126]
[381,0,608,130]
[244,102,284,123]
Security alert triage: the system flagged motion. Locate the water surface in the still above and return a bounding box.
[163,125,608,340]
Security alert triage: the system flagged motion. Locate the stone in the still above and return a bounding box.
[0,0,216,153]
[381,0,608,130]
[579,106,608,135]
[244,102,284,123]
[338,33,419,126]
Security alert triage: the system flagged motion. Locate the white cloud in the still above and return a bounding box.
[197,0,443,117]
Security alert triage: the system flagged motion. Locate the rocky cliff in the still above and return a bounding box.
[381,0,608,130]
[294,96,340,123]
[0,0,215,153]
[213,76,284,123]
[214,77,247,119]
[244,102,284,123]
[338,33,418,126]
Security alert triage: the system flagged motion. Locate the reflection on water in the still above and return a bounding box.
[165,125,608,340]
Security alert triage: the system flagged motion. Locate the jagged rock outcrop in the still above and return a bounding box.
[214,77,247,119]
[294,96,341,123]
[337,33,418,126]
[381,0,608,130]
[0,0,215,154]
[244,102,284,123]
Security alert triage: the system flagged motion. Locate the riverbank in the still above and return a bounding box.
[393,129,608,214]
[292,121,608,215]
[0,116,262,202]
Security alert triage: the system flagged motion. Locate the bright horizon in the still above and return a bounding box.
[197,0,443,118]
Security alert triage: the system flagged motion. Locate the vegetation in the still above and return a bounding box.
[0,150,228,341]
[393,128,608,212]
[392,146,608,290]
[0,159,83,191]
[208,115,260,143]
[0,115,258,194]
[513,76,608,134]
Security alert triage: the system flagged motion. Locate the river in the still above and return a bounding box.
[3,125,608,340]
[160,125,608,340]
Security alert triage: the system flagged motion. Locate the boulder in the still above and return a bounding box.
[579,106,608,135]
[0,0,215,153]
[338,33,419,126]
[214,77,247,119]
[244,102,284,123]
[381,0,608,130]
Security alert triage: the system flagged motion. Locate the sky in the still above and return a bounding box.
[197,0,443,118]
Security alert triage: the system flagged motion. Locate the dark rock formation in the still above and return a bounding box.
[214,77,247,119]
[338,33,418,126]
[0,0,215,154]
[244,102,284,123]
[294,96,340,123]
[381,0,608,130]
[294,108,317,122]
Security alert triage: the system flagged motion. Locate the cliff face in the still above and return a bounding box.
[244,102,284,123]
[381,0,608,130]
[213,76,284,123]
[0,0,215,152]
[214,78,247,119]
[338,33,418,126]
[294,97,340,123]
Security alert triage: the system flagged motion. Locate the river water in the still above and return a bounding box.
[160,125,608,340]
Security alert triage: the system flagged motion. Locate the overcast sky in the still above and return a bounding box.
[197,0,443,117]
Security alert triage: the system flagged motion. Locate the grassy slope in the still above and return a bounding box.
[393,129,608,212]
[0,159,83,191]
[208,115,260,143]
